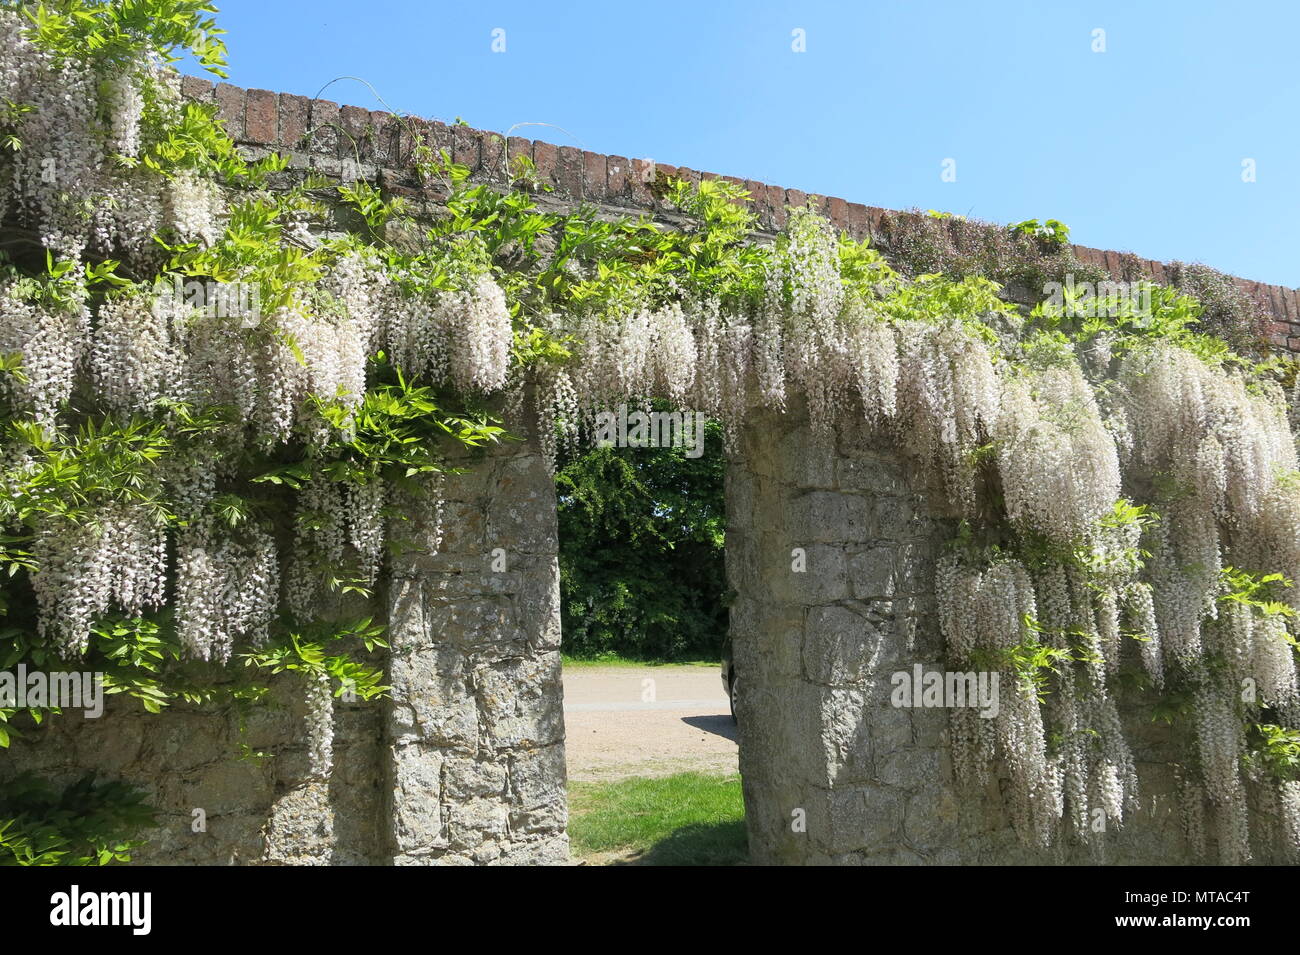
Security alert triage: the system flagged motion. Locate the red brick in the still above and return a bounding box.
[674,166,701,190]
[480,132,506,182]
[533,141,559,189]
[338,105,370,162]
[279,93,310,149]
[827,196,848,231]
[213,82,246,140]
[1264,285,1286,321]
[844,202,869,240]
[581,151,606,200]
[397,117,429,166]
[1072,245,1103,270]
[1285,290,1300,323]
[786,188,808,211]
[865,206,887,239]
[555,146,585,197]
[181,75,214,102]
[452,124,482,173]
[629,158,655,206]
[606,155,630,200]
[307,99,340,155]
[765,185,787,230]
[369,111,398,165]
[506,136,532,181]
[1149,260,1167,285]
[426,120,454,159]
[244,89,277,144]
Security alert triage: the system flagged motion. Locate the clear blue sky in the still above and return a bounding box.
[187,1,1300,287]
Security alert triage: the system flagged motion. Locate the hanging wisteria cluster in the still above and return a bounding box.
[2,0,1298,864]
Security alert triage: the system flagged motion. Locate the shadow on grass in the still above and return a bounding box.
[608,819,749,866]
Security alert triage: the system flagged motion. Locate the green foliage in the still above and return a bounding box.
[0,773,156,865]
[556,409,727,661]
[970,616,1091,701]
[13,0,228,75]
[1245,723,1300,782]
[1218,567,1295,619]
[1010,218,1070,246]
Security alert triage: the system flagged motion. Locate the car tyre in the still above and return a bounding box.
[729,671,739,724]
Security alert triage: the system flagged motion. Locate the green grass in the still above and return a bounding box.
[568,772,748,865]
[561,654,720,669]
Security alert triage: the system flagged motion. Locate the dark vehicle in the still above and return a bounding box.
[721,635,737,724]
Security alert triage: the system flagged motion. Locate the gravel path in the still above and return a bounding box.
[563,665,738,781]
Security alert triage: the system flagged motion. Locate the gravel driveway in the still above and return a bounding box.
[563,665,738,781]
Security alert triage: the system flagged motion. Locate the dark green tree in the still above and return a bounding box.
[556,411,727,662]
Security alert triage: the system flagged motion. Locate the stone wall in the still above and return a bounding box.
[0,671,386,865]
[0,416,565,866]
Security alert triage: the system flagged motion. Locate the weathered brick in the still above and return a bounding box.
[786,188,808,211]
[581,151,606,200]
[674,166,701,190]
[1285,290,1300,323]
[213,82,246,141]
[181,75,214,103]
[339,105,371,162]
[243,89,277,145]
[453,124,482,173]
[398,116,432,166]
[555,146,584,197]
[1149,259,1167,285]
[279,93,310,149]
[1072,245,1105,270]
[506,136,532,179]
[369,111,398,165]
[766,184,787,229]
[533,141,558,188]
[480,132,506,182]
[827,196,848,231]
[844,202,869,240]
[307,99,341,156]
[606,155,630,200]
[865,206,887,239]
[427,120,454,157]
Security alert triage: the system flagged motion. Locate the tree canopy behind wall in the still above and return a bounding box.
[556,410,727,662]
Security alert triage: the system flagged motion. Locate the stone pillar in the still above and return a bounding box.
[727,399,1196,864]
[726,399,951,863]
[384,423,568,865]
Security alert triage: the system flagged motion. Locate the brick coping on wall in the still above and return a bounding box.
[180,76,1300,351]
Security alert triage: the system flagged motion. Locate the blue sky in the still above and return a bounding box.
[188,1,1299,287]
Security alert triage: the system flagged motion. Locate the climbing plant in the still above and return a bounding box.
[1,0,1298,865]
